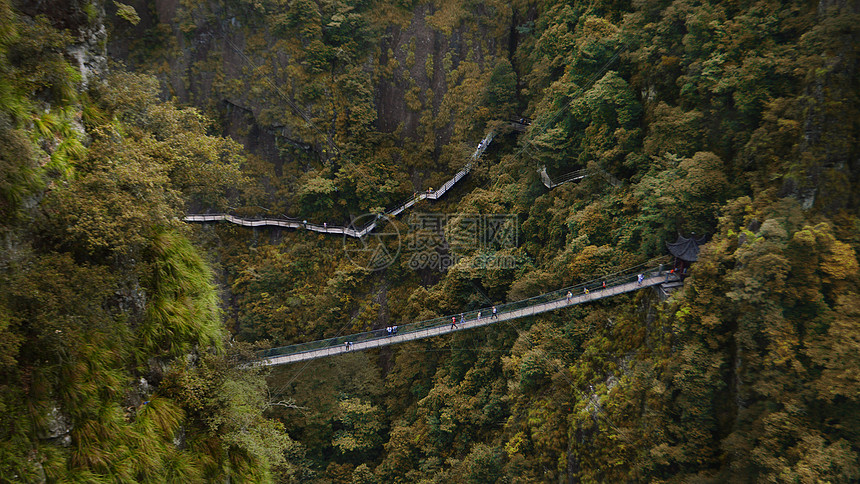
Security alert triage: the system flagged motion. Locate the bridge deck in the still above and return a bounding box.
[257,274,673,366]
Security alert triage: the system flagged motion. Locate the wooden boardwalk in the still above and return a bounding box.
[256,274,674,366]
[185,131,498,237]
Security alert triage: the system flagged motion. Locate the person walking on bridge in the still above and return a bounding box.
[491,306,497,319]
[637,273,644,285]
[451,316,458,329]
[566,291,572,303]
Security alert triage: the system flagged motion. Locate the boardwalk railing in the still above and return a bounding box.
[185,131,498,237]
[256,261,676,366]
[538,166,623,189]
[539,166,589,189]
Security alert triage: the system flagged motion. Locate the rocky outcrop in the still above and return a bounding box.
[107,1,513,173]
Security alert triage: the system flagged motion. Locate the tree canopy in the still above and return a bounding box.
[2,0,858,482]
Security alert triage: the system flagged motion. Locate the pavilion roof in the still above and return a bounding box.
[667,234,706,262]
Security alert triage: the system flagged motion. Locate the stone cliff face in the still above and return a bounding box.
[788,0,860,212]
[374,3,502,140]
[15,0,108,88]
[107,1,515,181]
[14,0,92,30]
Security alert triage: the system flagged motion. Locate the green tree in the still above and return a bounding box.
[331,397,385,461]
[161,344,299,482]
[482,58,518,122]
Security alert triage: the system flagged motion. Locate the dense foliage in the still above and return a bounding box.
[183,1,856,482]
[0,1,292,481]
[2,0,858,482]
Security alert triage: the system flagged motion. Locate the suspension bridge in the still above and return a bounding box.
[255,264,679,366]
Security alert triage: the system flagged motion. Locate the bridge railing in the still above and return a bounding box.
[259,259,672,360]
[553,169,589,185]
[539,167,589,188]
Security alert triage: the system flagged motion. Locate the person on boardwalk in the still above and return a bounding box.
[602,281,607,290]
[584,287,589,295]
[386,326,392,336]
[451,316,458,329]
[460,313,465,326]
[344,341,350,351]
[477,311,482,321]
[491,306,497,319]
[392,325,398,335]
[637,273,644,285]
[566,291,572,303]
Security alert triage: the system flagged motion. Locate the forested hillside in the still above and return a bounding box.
[0,1,296,480]
[1,0,858,482]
